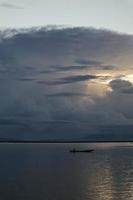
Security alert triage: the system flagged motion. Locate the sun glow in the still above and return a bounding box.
[122,74,133,83]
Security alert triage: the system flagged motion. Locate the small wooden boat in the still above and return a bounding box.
[70,149,94,153]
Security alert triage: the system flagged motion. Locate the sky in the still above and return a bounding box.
[0,0,133,34]
[1,1,133,140]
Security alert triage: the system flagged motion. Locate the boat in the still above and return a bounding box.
[70,149,94,153]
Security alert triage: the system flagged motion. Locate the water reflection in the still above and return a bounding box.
[82,145,133,200]
[0,143,133,200]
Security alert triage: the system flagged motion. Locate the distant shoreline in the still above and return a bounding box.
[0,140,132,144]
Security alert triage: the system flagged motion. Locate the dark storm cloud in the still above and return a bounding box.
[0,118,26,126]
[0,53,14,67]
[122,87,133,94]
[0,27,133,81]
[38,74,98,85]
[1,27,133,140]
[59,74,99,84]
[1,26,133,69]
[88,79,133,122]
[110,79,132,90]
[109,79,133,94]
[47,92,90,97]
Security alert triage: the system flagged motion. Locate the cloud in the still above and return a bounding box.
[101,65,116,70]
[109,79,133,94]
[87,79,133,123]
[0,2,23,9]
[0,118,27,126]
[1,27,133,67]
[16,78,35,82]
[0,27,133,140]
[59,74,99,84]
[47,92,90,97]
[53,65,90,72]
[38,74,99,85]
[75,59,102,65]
[51,63,116,72]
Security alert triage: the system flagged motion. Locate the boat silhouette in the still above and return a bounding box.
[70,149,94,153]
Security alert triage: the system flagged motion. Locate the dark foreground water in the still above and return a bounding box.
[0,143,133,200]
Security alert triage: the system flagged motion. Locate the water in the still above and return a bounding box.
[0,143,133,200]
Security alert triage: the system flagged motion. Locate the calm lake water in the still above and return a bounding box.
[0,143,133,200]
